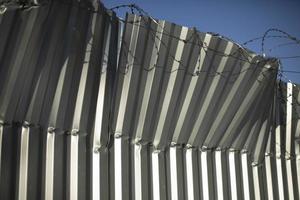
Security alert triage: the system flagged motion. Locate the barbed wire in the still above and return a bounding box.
[111,4,261,62]
[109,4,300,161]
[242,29,300,79]
[277,72,300,107]
[111,4,300,81]
[277,55,300,59]
[117,25,271,80]
[17,1,296,78]
[242,35,290,46]
[109,4,300,66]
[261,28,300,54]
[6,0,300,151]
[85,2,300,164]
[282,70,300,74]
[108,5,278,81]
[112,6,300,52]
[268,41,300,52]
[101,4,299,97]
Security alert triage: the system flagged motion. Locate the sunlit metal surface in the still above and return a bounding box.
[18,125,30,200]
[0,1,120,199]
[152,151,160,200]
[1,1,300,200]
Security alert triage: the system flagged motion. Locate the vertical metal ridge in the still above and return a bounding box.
[153,26,188,148]
[297,153,300,200]
[0,12,15,64]
[69,134,78,200]
[286,82,295,200]
[241,152,251,200]
[275,83,286,200]
[68,5,103,200]
[217,63,275,148]
[248,79,276,160]
[114,137,122,200]
[91,12,111,200]
[14,6,51,122]
[113,136,132,200]
[172,34,211,144]
[204,57,253,147]
[135,20,165,142]
[115,15,140,136]
[152,149,168,200]
[24,3,72,126]
[251,111,273,161]
[215,150,225,200]
[228,151,243,200]
[152,151,160,200]
[157,28,196,147]
[191,41,234,147]
[265,154,274,200]
[134,144,142,200]
[45,130,55,200]
[132,144,152,200]
[116,20,123,68]
[0,10,38,122]
[201,150,215,200]
[231,80,270,150]
[213,149,230,200]
[169,147,179,200]
[70,11,94,130]
[252,164,262,200]
[44,36,69,200]
[18,125,30,200]
[0,123,2,178]
[92,14,111,147]
[185,148,194,200]
[92,151,100,200]
[264,125,275,200]
[135,21,171,145]
[121,16,152,141]
[286,82,293,154]
[276,159,285,200]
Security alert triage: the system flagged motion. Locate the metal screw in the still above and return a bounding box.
[71,129,79,136]
[0,5,7,15]
[47,127,55,134]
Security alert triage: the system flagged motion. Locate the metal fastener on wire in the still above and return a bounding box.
[47,127,56,134]
[0,4,7,14]
[71,129,79,136]
[23,121,30,128]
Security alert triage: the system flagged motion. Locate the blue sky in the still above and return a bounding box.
[103,0,300,83]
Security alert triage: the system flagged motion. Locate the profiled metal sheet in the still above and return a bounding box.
[0,1,119,200]
[113,13,278,154]
[1,3,300,200]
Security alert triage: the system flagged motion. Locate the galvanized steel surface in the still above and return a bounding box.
[0,2,300,200]
[113,14,278,155]
[0,1,120,199]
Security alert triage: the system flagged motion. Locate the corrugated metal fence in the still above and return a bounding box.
[0,1,120,199]
[0,1,300,200]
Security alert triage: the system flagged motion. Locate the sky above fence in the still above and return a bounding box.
[103,0,300,83]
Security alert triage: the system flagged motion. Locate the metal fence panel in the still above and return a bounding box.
[1,2,300,200]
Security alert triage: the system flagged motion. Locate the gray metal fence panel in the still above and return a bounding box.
[1,3,300,200]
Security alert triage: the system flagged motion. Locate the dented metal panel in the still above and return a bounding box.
[0,1,119,200]
[1,2,300,200]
